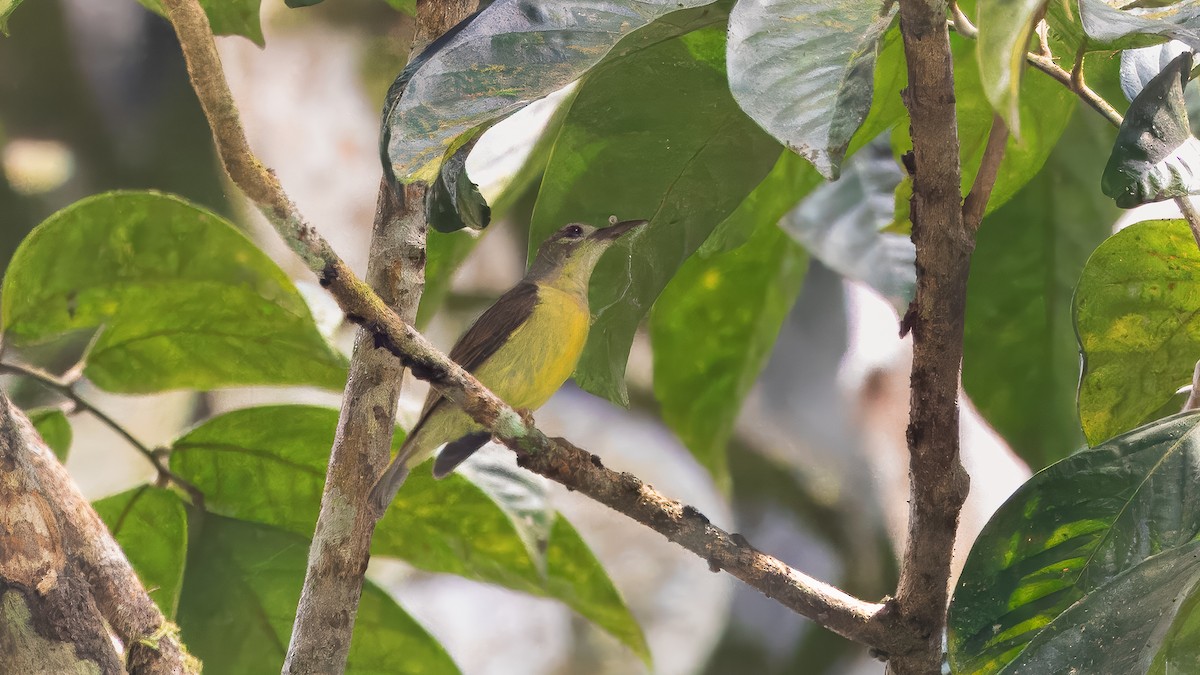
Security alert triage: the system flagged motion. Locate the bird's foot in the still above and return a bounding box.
[515,407,536,427]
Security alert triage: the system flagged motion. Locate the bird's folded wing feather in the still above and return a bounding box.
[416,281,541,419]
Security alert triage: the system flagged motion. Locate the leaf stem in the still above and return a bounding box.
[0,361,204,507]
[948,11,1200,246]
[963,114,1009,231]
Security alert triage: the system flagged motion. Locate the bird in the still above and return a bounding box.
[370,218,647,511]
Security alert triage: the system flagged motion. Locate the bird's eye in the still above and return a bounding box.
[563,225,584,238]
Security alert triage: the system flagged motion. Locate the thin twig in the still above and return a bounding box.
[513,434,909,654]
[963,115,1010,231]
[0,361,205,507]
[947,9,1125,128]
[156,0,911,658]
[950,2,977,39]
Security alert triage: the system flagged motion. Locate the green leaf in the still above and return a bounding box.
[697,151,823,257]
[1000,540,1200,673]
[0,191,348,393]
[136,0,264,47]
[26,408,72,462]
[169,405,535,582]
[1102,52,1200,207]
[1151,557,1200,674]
[530,27,782,406]
[651,220,807,486]
[455,452,554,568]
[976,0,1046,129]
[0,0,23,35]
[849,26,909,154]
[948,411,1200,674]
[543,515,650,663]
[94,486,188,618]
[169,405,647,658]
[725,0,896,179]
[383,0,725,183]
[177,515,456,674]
[963,109,1119,469]
[1075,219,1200,445]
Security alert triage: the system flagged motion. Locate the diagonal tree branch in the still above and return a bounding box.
[892,0,972,672]
[159,0,923,660]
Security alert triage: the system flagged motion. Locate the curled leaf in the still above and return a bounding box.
[383,0,721,184]
[1102,51,1200,207]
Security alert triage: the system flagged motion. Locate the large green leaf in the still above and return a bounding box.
[976,0,1047,129]
[168,405,647,659]
[176,515,456,675]
[0,191,348,393]
[1000,540,1200,673]
[383,0,724,184]
[529,27,782,406]
[0,0,22,35]
[651,220,806,486]
[26,408,72,462]
[698,151,823,257]
[136,0,264,47]
[725,0,897,179]
[948,411,1200,674]
[963,109,1118,469]
[542,514,649,662]
[1076,219,1200,445]
[700,25,906,260]
[94,486,188,619]
[170,405,536,582]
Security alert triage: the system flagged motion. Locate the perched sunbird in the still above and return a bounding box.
[370,218,647,510]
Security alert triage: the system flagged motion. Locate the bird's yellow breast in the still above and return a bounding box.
[472,285,590,410]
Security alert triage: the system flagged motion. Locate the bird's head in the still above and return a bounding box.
[527,219,646,292]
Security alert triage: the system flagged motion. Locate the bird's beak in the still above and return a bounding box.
[591,219,648,242]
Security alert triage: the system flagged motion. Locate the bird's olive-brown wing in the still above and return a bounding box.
[414,281,540,420]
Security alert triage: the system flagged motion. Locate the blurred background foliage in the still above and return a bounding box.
[0,0,1142,673]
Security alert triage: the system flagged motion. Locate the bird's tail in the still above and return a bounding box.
[369,453,411,515]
